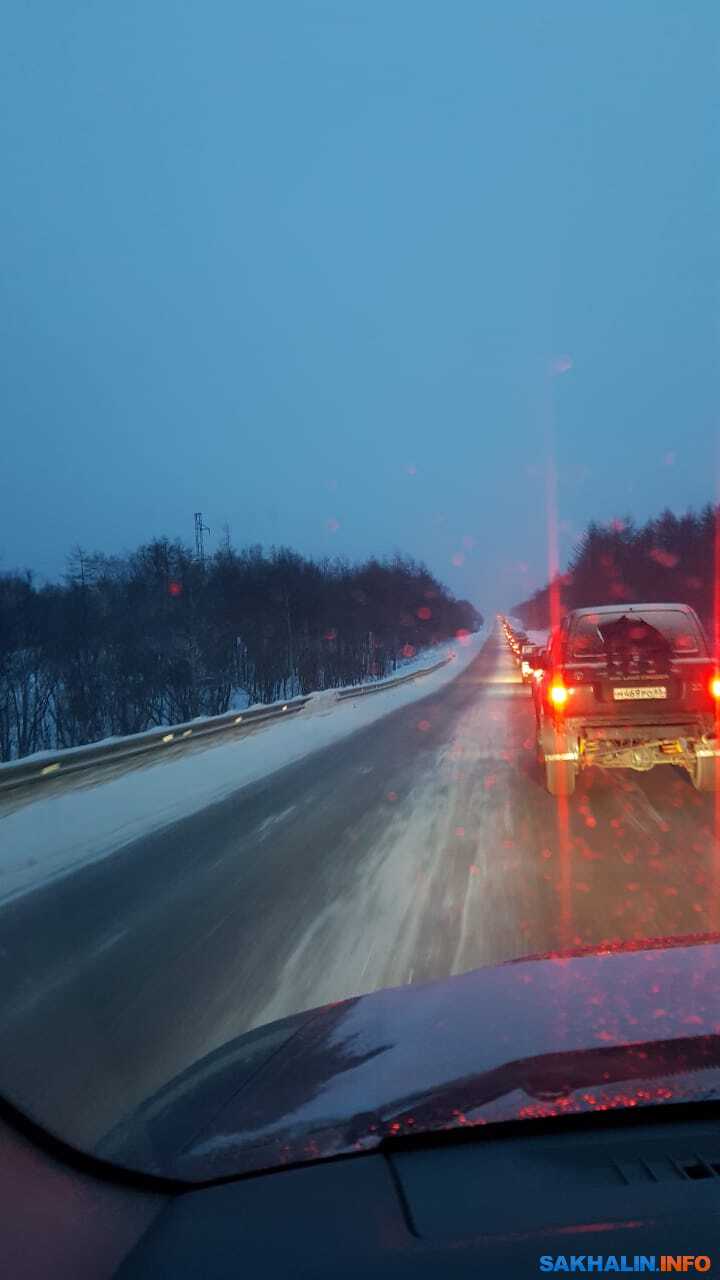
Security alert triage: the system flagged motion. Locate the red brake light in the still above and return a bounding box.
[549,683,568,708]
[710,676,720,700]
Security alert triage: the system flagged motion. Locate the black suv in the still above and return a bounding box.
[535,603,720,796]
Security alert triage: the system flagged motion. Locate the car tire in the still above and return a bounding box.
[545,759,577,797]
[690,754,720,792]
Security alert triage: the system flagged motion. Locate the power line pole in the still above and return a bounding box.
[194,512,210,565]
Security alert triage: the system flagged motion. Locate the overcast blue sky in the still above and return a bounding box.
[1,1,718,610]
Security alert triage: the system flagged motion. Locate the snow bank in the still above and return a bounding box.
[0,628,487,904]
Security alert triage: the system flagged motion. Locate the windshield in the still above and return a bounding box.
[1,1,720,1180]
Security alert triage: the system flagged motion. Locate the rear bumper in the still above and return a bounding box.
[579,718,716,742]
[539,715,720,772]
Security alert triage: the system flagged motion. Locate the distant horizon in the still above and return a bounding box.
[2,527,482,608]
[6,492,720,619]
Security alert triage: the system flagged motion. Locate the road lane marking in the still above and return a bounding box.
[253,805,298,839]
[359,945,375,979]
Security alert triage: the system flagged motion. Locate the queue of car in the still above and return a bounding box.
[498,615,546,684]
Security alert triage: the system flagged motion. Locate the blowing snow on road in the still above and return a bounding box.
[2,622,720,1148]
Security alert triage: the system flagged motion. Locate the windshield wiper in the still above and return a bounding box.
[373,1034,720,1140]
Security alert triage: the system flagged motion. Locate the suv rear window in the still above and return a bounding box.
[568,610,704,659]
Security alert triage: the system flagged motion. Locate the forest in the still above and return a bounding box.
[0,540,481,762]
[513,504,719,638]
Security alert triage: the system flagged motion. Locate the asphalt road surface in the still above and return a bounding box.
[2,623,720,1152]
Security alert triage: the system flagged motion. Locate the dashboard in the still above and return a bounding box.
[4,1101,720,1277]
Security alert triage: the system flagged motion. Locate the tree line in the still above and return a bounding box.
[0,540,481,762]
[512,504,719,637]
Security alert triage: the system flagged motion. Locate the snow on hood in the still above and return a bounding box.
[99,934,720,1182]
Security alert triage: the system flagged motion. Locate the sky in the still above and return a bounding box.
[1,0,718,612]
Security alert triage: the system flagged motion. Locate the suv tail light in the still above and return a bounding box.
[549,683,568,708]
[710,676,720,700]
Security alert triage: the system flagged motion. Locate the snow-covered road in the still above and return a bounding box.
[3,622,720,1157]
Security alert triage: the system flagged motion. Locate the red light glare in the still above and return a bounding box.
[710,676,720,699]
[550,354,573,376]
[168,580,183,597]
[550,683,568,707]
[649,548,680,568]
[417,606,432,620]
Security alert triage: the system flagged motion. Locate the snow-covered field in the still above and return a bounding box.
[0,629,486,905]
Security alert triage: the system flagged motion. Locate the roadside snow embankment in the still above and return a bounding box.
[0,629,486,904]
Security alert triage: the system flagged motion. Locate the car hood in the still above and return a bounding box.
[98,934,720,1182]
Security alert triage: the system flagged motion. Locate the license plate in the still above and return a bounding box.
[613,686,667,700]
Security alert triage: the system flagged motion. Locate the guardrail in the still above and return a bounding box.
[336,655,452,699]
[0,696,312,795]
[0,653,455,796]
